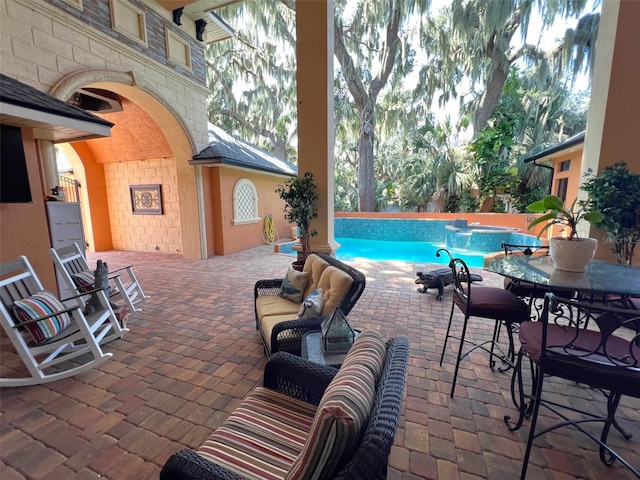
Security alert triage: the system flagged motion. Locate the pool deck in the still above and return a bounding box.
[1,245,638,479]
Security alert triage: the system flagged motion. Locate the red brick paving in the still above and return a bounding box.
[1,245,638,479]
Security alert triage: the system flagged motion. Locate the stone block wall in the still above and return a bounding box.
[1,0,209,150]
[104,157,181,253]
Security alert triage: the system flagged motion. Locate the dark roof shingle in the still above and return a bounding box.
[190,124,297,176]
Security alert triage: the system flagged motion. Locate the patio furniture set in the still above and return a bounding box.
[1,245,638,478]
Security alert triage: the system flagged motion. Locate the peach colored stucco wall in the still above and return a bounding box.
[211,168,294,255]
[103,158,182,254]
[0,129,56,290]
[70,142,113,252]
[550,151,583,207]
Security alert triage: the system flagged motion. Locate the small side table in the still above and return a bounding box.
[301,331,352,367]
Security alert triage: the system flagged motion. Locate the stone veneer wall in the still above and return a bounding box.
[41,0,206,85]
[104,158,181,253]
[1,0,209,148]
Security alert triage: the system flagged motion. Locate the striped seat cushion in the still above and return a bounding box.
[285,362,376,480]
[197,387,317,480]
[13,291,71,344]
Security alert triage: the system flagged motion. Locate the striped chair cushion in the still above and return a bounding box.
[197,387,317,480]
[72,270,95,293]
[13,291,71,344]
[285,362,376,480]
[340,329,386,382]
[72,270,119,296]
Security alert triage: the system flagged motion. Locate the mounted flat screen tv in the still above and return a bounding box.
[1,124,33,203]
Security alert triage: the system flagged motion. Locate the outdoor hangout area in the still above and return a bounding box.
[1,246,639,479]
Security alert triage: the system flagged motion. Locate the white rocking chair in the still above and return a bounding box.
[49,243,147,314]
[0,256,127,387]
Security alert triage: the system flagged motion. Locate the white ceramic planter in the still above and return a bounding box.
[549,237,598,272]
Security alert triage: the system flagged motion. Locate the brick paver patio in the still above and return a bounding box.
[1,245,638,479]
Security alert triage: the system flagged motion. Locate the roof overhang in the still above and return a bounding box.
[189,155,297,176]
[524,131,586,163]
[156,0,238,44]
[0,103,113,143]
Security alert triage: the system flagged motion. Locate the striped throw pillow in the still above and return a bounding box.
[13,291,72,344]
[340,329,387,382]
[285,362,376,480]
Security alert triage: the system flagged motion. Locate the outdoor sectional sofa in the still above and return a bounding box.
[254,252,366,356]
[160,330,409,480]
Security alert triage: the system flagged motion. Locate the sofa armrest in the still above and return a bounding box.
[270,316,325,356]
[254,278,283,298]
[160,449,244,480]
[263,351,338,406]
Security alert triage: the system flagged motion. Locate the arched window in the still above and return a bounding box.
[233,178,260,225]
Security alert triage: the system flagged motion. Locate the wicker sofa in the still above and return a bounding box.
[160,330,409,480]
[254,253,366,356]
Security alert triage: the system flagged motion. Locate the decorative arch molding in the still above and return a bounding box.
[49,69,136,103]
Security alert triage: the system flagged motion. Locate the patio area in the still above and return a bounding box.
[1,245,638,479]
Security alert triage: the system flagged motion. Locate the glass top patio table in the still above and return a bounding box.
[484,255,640,297]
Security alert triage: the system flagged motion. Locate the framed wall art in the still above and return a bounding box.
[130,184,163,215]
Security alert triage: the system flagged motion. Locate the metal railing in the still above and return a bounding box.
[56,176,81,203]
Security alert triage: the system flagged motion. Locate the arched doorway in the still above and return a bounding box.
[49,70,203,259]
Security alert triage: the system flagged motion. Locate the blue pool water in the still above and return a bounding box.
[278,218,539,268]
[334,237,487,267]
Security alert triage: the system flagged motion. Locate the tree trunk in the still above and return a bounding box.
[473,63,509,135]
[358,107,376,212]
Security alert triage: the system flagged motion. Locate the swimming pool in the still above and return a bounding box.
[333,237,487,267]
[278,218,540,268]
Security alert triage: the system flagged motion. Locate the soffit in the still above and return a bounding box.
[156,0,240,43]
[0,74,113,143]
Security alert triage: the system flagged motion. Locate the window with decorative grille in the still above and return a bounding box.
[233,179,260,225]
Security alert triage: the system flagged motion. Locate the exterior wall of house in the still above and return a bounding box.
[1,0,211,259]
[210,168,294,255]
[104,157,182,253]
[0,129,57,290]
[550,150,583,207]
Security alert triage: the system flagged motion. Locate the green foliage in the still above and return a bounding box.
[276,172,319,235]
[527,195,603,241]
[581,162,640,264]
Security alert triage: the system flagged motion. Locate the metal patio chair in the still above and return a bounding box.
[505,293,640,479]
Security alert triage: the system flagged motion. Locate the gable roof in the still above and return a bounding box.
[0,74,113,142]
[190,124,297,176]
[524,131,586,163]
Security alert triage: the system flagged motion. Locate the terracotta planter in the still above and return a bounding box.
[549,237,598,272]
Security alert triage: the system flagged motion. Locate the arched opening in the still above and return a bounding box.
[49,70,203,258]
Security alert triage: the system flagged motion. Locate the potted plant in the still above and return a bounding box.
[276,172,319,270]
[527,194,603,272]
[581,162,640,265]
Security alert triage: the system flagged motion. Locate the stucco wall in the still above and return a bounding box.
[0,129,57,291]
[211,168,294,255]
[104,157,182,253]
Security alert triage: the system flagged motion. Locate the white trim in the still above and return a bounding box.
[109,0,148,47]
[232,178,260,226]
[62,0,82,11]
[165,28,192,70]
[232,217,261,226]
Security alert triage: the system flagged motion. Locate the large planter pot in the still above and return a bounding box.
[549,237,598,272]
